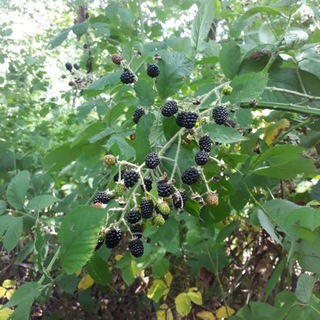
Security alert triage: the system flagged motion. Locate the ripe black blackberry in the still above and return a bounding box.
[173,191,187,209]
[73,63,80,70]
[212,105,228,125]
[140,198,154,219]
[195,150,209,166]
[93,191,110,204]
[133,108,145,124]
[123,170,139,188]
[141,178,153,192]
[65,62,72,71]
[147,63,160,78]
[126,209,141,224]
[183,112,198,129]
[128,239,144,257]
[130,224,143,238]
[145,152,160,169]
[161,100,178,117]
[182,167,200,185]
[120,70,136,84]
[199,135,212,152]
[176,112,187,127]
[105,228,122,248]
[113,170,126,182]
[157,181,173,197]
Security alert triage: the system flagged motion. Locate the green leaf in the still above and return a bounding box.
[175,292,192,317]
[187,288,203,305]
[295,274,316,303]
[86,251,110,286]
[219,41,241,79]
[72,21,89,37]
[299,51,320,79]
[259,23,276,44]
[26,194,59,211]
[265,259,285,300]
[152,258,170,279]
[48,28,70,49]
[121,265,135,286]
[134,79,155,106]
[58,205,106,274]
[223,72,269,104]
[6,170,30,209]
[87,71,122,91]
[4,282,40,320]
[156,51,193,99]
[3,217,23,252]
[135,114,155,163]
[191,0,219,52]
[0,200,6,215]
[257,209,283,244]
[295,207,320,231]
[203,124,247,144]
[280,29,309,51]
[147,279,167,303]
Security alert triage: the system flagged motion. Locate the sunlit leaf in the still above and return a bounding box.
[175,293,191,317]
[78,273,94,291]
[216,306,235,318]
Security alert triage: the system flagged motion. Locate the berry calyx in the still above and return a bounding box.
[105,228,122,248]
[126,209,141,224]
[111,54,123,65]
[182,167,200,185]
[195,150,210,166]
[147,63,160,78]
[128,239,144,257]
[133,108,145,124]
[199,135,212,152]
[123,170,139,188]
[154,214,165,226]
[145,152,160,169]
[212,105,228,125]
[161,100,178,117]
[157,180,173,197]
[120,70,136,84]
[140,198,154,219]
[206,192,219,207]
[93,191,111,204]
[104,154,117,166]
[158,201,170,215]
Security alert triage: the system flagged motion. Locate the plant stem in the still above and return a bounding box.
[265,86,320,101]
[38,246,61,285]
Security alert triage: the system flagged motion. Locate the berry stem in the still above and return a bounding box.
[265,86,320,101]
[170,134,182,182]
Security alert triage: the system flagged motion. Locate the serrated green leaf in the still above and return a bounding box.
[58,206,106,274]
[6,171,30,209]
[203,124,247,144]
[26,195,59,211]
[86,252,110,286]
[0,215,14,237]
[191,0,219,52]
[147,279,167,303]
[0,200,6,215]
[152,258,170,279]
[223,72,268,104]
[72,21,89,37]
[295,274,316,303]
[87,71,122,91]
[265,259,285,300]
[257,209,283,244]
[48,28,70,49]
[3,217,23,252]
[175,292,191,317]
[121,265,135,286]
[220,41,241,79]
[134,79,155,106]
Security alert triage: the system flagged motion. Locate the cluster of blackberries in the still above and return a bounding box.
[64,61,94,90]
[65,62,80,72]
[93,191,111,204]
[119,62,160,85]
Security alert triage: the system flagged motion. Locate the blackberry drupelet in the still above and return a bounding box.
[161,100,178,117]
[157,181,173,197]
[123,170,139,188]
[133,108,145,124]
[105,228,122,248]
[147,63,160,78]
[93,191,110,204]
[145,152,160,169]
[120,70,136,84]
[195,150,209,166]
[182,167,200,185]
[199,135,212,152]
[130,224,143,238]
[128,239,144,257]
[212,105,228,125]
[126,209,141,224]
[140,198,154,219]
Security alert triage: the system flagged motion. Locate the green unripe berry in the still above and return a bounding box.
[104,154,117,165]
[114,183,125,197]
[154,214,165,226]
[158,201,170,215]
[222,85,233,95]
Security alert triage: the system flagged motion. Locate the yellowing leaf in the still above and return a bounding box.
[0,304,13,319]
[264,119,290,145]
[5,289,15,300]
[164,271,173,288]
[75,270,81,277]
[216,306,235,318]
[78,273,94,291]
[0,287,6,299]
[2,279,16,289]
[156,304,174,320]
[187,287,202,305]
[147,280,167,303]
[196,310,216,320]
[115,254,123,261]
[163,287,170,301]
[175,292,191,317]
